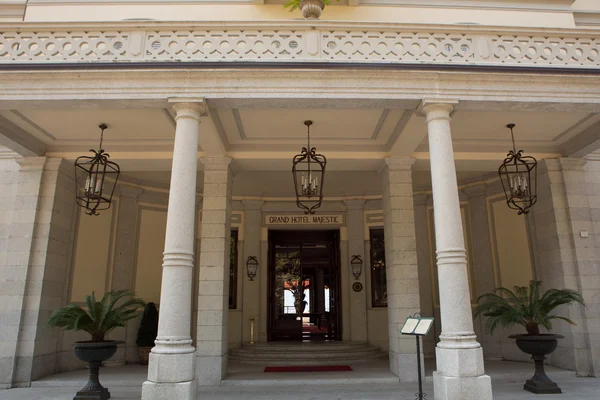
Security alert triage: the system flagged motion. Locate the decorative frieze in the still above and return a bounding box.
[0,23,598,68]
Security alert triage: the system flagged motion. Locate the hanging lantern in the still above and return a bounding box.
[74,124,120,216]
[498,123,537,215]
[292,120,326,214]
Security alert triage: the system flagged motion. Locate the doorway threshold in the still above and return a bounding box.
[223,358,398,387]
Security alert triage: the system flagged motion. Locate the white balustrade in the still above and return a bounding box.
[0,24,598,68]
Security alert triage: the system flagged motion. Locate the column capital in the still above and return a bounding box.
[16,156,46,171]
[558,157,587,171]
[169,98,207,120]
[378,156,415,174]
[200,156,232,170]
[242,199,264,210]
[343,199,366,210]
[417,100,458,122]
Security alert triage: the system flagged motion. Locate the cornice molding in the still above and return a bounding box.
[574,11,600,27]
[2,69,600,112]
[23,0,576,12]
[0,20,598,36]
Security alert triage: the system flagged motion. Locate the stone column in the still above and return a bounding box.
[344,199,368,342]
[419,101,492,400]
[111,186,143,363]
[142,102,203,400]
[241,200,263,344]
[196,156,232,386]
[380,156,420,382]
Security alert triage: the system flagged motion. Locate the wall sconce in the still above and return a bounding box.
[351,255,363,280]
[246,256,258,281]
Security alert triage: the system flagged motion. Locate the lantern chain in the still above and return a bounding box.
[98,123,107,151]
[507,123,517,154]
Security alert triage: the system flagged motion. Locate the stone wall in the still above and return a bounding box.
[0,157,77,387]
[530,158,600,376]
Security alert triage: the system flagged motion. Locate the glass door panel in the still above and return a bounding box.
[272,244,303,340]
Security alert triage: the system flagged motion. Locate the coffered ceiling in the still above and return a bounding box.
[1,99,599,176]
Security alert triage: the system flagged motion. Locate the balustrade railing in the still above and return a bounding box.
[1,22,598,68]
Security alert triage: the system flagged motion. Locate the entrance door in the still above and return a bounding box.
[268,230,341,341]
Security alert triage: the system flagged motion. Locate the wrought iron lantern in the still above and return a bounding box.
[74,124,120,216]
[292,120,326,214]
[246,256,258,281]
[351,255,363,280]
[498,123,537,215]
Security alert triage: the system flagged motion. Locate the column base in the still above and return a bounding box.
[389,350,420,382]
[433,372,492,400]
[141,378,197,400]
[196,355,227,386]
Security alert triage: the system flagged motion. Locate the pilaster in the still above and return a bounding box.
[0,157,77,387]
[111,185,143,363]
[463,184,502,360]
[531,158,599,376]
[259,227,269,342]
[344,199,368,342]
[413,193,435,358]
[379,156,421,382]
[196,156,233,387]
[241,200,263,344]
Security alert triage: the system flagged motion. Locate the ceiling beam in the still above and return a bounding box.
[385,110,423,156]
[0,114,47,156]
[561,117,600,157]
[198,108,228,156]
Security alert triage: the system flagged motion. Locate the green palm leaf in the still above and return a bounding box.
[474,280,585,335]
[47,289,144,342]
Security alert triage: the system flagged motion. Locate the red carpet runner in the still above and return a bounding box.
[264,366,353,373]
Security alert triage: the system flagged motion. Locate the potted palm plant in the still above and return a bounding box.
[47,289,144,400]
[136,302,159,365]
[474,280,584,394]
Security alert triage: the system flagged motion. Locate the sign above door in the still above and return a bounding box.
[265,214,343,226]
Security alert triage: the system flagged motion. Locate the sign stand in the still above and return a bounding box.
[400,312,434,400]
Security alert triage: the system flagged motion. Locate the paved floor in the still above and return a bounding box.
[4,359,599,400]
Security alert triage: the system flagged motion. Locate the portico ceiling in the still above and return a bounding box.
[1,99,599,175]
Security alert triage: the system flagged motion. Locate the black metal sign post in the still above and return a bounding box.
[400,312,434,400]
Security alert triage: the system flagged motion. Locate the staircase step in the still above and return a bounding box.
[229,341,387,366]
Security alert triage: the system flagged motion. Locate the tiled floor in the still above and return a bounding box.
[4,359,598,400]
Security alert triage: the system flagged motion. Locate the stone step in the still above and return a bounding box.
[239,342,372,352]
[228,356,387,366]
[229,341,387,365]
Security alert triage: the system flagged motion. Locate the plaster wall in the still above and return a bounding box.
[20,4,576,28]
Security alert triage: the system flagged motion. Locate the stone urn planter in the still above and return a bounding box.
[510,334,564,394]
[73,341,122,400]
[474,280,584,394]
[299,0,325,19]
[46,290,145,400]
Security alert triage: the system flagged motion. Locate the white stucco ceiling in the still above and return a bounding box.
[1,100,598,176]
